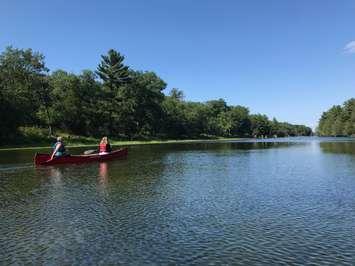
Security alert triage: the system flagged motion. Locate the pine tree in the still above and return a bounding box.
[96,49,130,91]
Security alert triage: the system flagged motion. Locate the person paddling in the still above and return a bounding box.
[99,137,112,155]
[50,137,67,160]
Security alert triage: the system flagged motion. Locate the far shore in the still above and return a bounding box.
[1,135,353,151]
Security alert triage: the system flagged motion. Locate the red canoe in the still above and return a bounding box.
[34,148,128,166]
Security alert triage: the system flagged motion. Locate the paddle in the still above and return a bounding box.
[83,149,97,155]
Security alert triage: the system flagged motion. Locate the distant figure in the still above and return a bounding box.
[99,137,112,155]
[51,136,67,160]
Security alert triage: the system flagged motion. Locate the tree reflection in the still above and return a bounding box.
[320,142,355,155]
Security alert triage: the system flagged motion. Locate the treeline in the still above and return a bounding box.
[0,46,312,144]
[317,98,355,137]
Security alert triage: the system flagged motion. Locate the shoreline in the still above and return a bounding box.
[0,137,248,151]
[1,136,353,152]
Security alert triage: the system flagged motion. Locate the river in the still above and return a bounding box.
[0,137,354,265]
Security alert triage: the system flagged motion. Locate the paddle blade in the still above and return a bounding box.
[83,149,97,155]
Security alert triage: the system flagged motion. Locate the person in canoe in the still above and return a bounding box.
[99,136,112,155]
[50,137,67,160]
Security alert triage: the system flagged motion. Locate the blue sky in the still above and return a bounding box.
[1,0,354,128]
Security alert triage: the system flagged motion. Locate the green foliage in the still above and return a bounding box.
[250,114,271,137]
[0,46,49,142]
[127,71,166,137]
[229,106,251,137]
[161,93,189,138]
[46,69,102,136]
[318,98,355,136]
[0,46,313,145]
[169,88,184,101]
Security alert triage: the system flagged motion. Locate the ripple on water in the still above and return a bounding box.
[0,141,355,264]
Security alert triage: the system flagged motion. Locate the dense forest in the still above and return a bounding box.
[0,46,312,144]
[317,98,355,137]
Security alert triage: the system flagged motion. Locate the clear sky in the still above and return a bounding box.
[1,0,354,128]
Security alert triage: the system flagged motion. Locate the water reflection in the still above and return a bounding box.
[1,139,355,264]
[98,163,108,183]
[98,162,109,193]
[150,141,303,156]
[49,167,63,186]
[0,140,308,165]
[320,142,355,155]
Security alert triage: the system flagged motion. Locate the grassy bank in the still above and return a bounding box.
[0,127,245,151]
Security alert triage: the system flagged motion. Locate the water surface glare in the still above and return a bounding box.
[0,138,355,265]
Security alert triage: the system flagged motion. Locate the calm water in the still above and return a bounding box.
[0,137,355,265]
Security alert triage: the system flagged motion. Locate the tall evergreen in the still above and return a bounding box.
[96,49,130,90]
[96,49,131,136]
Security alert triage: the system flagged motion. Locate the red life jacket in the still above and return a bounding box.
[99,143,108,153]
